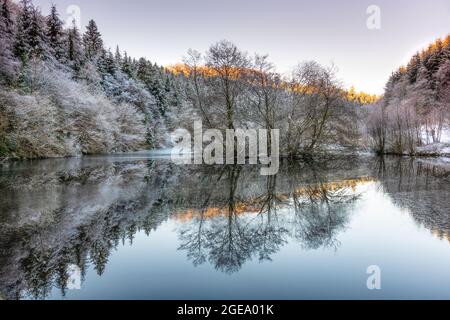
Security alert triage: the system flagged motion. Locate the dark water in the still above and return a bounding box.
[1,153,450,300]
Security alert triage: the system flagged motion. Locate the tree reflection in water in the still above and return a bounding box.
[177,160,363,273]
[0,155,449,299]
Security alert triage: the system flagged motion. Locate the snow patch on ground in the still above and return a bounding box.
[416,142,450,156]
[441,129,450,144]
[419,127,450,144]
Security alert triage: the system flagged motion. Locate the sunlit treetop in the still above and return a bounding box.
[166,64,379,105]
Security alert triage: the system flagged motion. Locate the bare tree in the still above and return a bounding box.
[284,62,343,156]
[244,54,282,148]
[205,40,249,130]
[182,49,213,127]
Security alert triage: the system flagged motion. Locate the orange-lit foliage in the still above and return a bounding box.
[419,35,450,60]
[293,176,374,197]
[431,228,450,245]
[166,64,379,105]
[165,63,251,80]
[173,177,375,222]
[345,86,380,105]
[166,64,217,77]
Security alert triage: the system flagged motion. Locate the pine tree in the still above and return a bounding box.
[424,41,444,77]
[134,58,167,114]
[114,45,122,64]
[97,48,116,76]
[46,5,65,61]
[67,20,83,72]
[14,0,33,62]
[136,57,149,80]
[106,50,116,75]
[164,75,180,107]
[28,6,47,58]
[164,76,171,93]
[151,77,167,115]
[121,51,133,77]
[442,34,450,60]
[0,0,16,84]
[0,0,13,35]
[407,53,421,84]
[83,19,103,60]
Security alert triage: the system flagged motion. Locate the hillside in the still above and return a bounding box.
[367,35,450,155]
[0,0,174,159]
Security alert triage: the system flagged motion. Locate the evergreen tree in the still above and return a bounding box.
[0,0,13,35]
[424,40,444,81]
[28,6,47,58]
[121,51,135,78]
[407,53,421,84]
[114,45,122,64]
[67,20,83,72]
[96,48,114,94]
[442,35,450,60]
[97,48,116,76]
[14,0,33,62]
[0,0,16,84]
[165,75,180,107]
[106,50,116,75]
[151,77,167,115]
[46,4,65,61]
[164,76,171,94]
[136,57,149,80]
[82,19,103,60]
[135,57,168,114]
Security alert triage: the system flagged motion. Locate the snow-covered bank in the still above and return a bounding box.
[0,66,149,160]
[439,127,450,144]
[416,143,450,157]
[414,127,450,156]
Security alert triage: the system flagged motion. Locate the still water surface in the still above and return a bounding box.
[1,153,450,299]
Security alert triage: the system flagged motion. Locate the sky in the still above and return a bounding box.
[28,0,450,94]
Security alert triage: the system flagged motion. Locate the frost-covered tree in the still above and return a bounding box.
[46,5,65,62]
[206,40,250,129]
[366,35,450,153]
[1,0,163,159]
[121,51,133,77]
[28,6,48,58]
[0,0,17,84]
[104,49,117,75]
[14,0,33,62]
[246,54,280,133]
[283,61,344,155]
[82,19,103,60]
[66,20,83,72]
[0,0,13,35]
[12,1,50,90]
[406,53,421,84]
[114,45,122,66]
[135,58,169,116]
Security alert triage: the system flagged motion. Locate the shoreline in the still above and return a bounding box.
[1,148,450,164]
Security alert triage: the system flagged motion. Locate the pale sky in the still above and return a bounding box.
[29,0,450,94]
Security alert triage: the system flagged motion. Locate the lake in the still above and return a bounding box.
[1,153,450,300]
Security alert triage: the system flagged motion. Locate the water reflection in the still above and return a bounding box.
[0,155,449,299]
[374,158,450,243]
